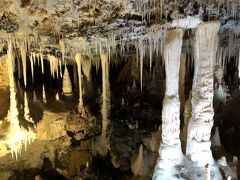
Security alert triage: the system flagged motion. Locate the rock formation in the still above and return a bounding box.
[153,28,183,179]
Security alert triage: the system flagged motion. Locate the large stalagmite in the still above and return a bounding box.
[186,22,220,166]
[153,28,183,179]
[94,52,111,156]
[5,40,35,159]
[62,66,73,97]
[7,41,18,125]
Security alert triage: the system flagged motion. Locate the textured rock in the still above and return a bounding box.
[36,111,67,141]
[186,22,220,166]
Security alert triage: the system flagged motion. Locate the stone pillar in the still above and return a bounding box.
[153,28,183,179]
[186,22,220,166]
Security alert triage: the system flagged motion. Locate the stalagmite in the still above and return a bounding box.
[153,28,183,179]
[33,91,38,102]
[24,91,34,123]
[75,53,85,115]
[211,127,221,148]
[214,66,230,103]
[20,41,27,87]
[6,40,35,159]
[55,93,60,101]
[131,144,148,176]
[62,66,73,97]
[42,85,47,103]
[7,40,18,125]
[186,22,220,167]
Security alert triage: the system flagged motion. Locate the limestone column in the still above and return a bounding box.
[7,40,35,159]
[153,28,183,179]
[186,22,220,166]
[95,52,111,156]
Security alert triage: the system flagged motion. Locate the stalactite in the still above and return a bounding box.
[149,37,153,71]
[153,28,183,179]
[75,53,85,116]
[20,41,27,87]
[36,53,40,66]
[33,52,36,66]
[186,22,220,167]
[30,53,34,83]
[101,51,110,128]
[40,47,44,74]
[139,38,144,90]
[48,55,59,79]
[94,51,111,156]
[60,39,66,64]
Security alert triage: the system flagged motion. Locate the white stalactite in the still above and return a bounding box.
[153,28,183,179]
[60,39,66,64]
[138,38,145,90]
[95,52,111,156]
[40,47,44,74]
[48,55,59,79]
[30,53,34,83]
[20,41,27,87]
[186,21,220,166]
[75,53,85,115]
